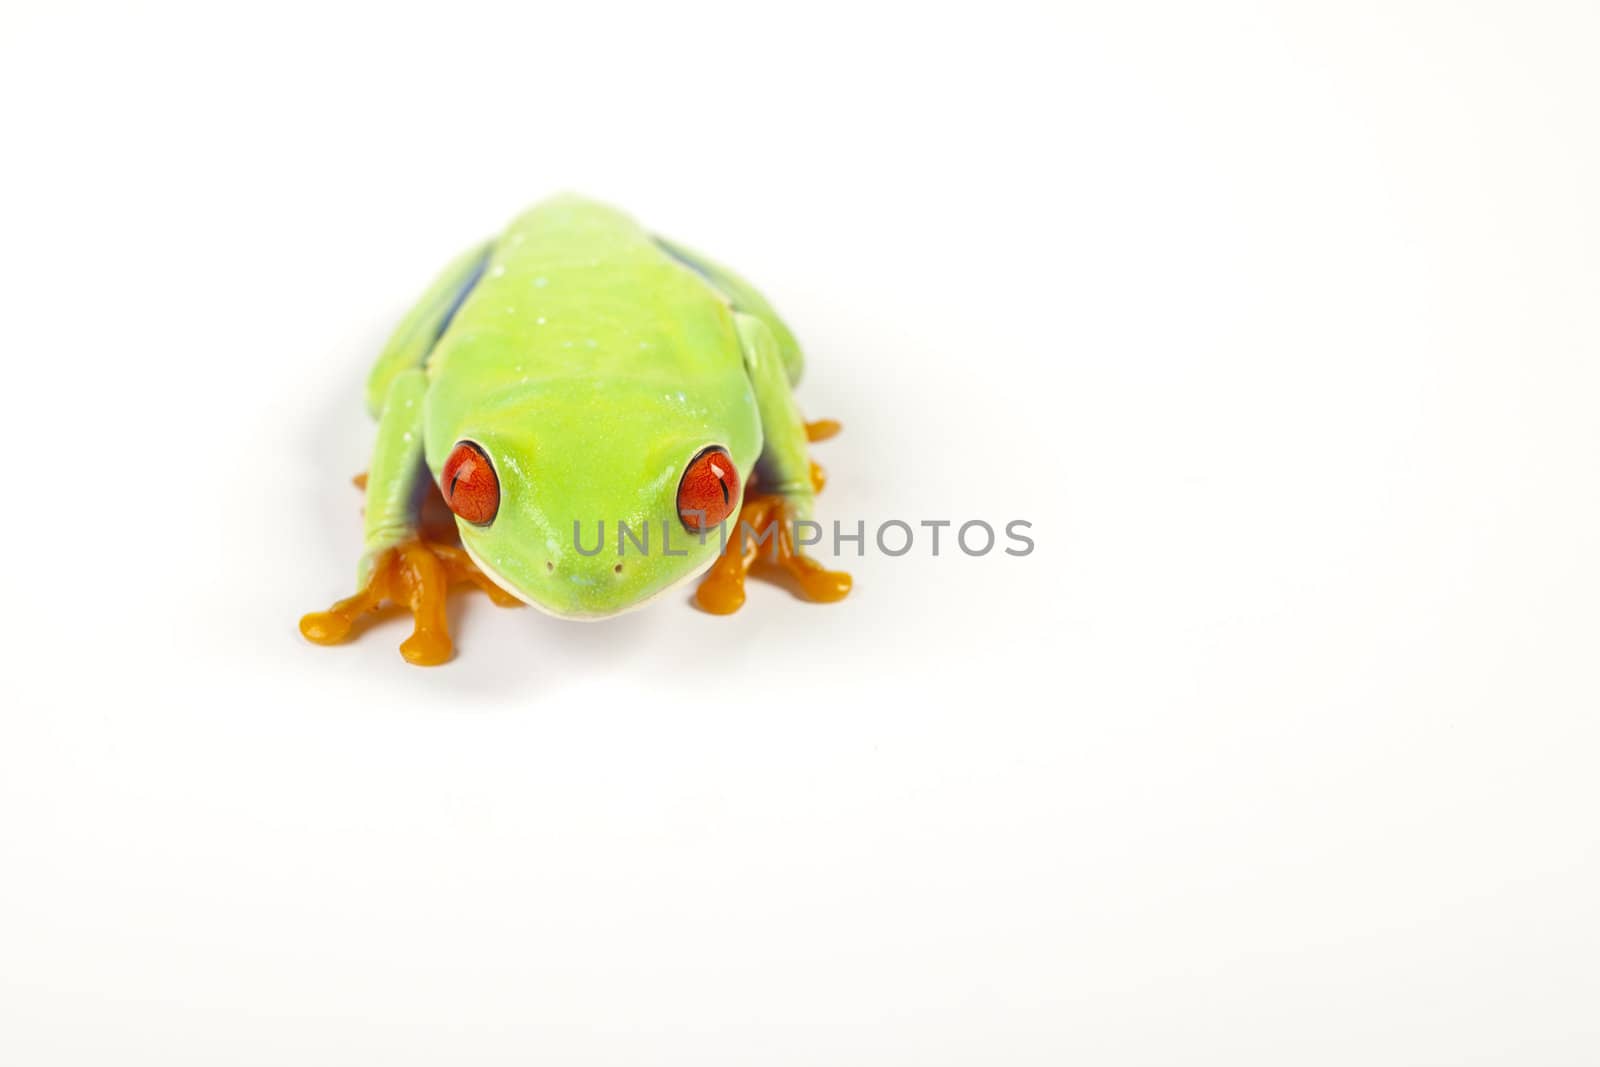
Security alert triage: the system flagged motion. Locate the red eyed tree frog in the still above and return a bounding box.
[300,195,851,665]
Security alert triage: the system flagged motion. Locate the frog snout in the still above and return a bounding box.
[537,552,631,595]
[540,555,626,576]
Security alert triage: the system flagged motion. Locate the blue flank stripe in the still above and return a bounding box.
[431,247,493,346]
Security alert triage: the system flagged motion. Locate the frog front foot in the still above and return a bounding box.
[694,493,853,614]
[695,420,852,615]
[299,539,521,666]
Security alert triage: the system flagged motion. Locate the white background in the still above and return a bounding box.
[2,1,1597,1063]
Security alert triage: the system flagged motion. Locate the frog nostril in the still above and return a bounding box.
[545,561,554,573]
[613,563,623,574]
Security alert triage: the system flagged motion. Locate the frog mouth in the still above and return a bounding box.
[459,540,716,621]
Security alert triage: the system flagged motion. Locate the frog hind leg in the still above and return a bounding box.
[364,239,494,418]
[654,235,805,387]
[694,312,851,614]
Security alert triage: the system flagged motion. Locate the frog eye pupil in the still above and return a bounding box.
[678,446,739,532]
[441,440,500,525]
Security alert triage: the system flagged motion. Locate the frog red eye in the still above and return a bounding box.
[440,440,500,525]
[678,446,739,532]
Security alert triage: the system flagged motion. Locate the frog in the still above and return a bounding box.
[300,194,851,665]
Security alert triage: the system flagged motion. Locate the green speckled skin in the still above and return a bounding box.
[356,194,817,619]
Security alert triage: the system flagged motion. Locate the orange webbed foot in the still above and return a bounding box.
[773,517,853,603]
[300,537,521,666]
[695,417,852,614]
[694,495,780,615]
[693,495,853,614]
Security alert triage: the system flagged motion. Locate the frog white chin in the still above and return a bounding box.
[460,540,716,622]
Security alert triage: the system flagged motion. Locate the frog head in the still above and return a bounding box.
[429,380,760,618]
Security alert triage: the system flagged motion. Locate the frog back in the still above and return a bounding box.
[412,195,761,483]
[425,196,746,413]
